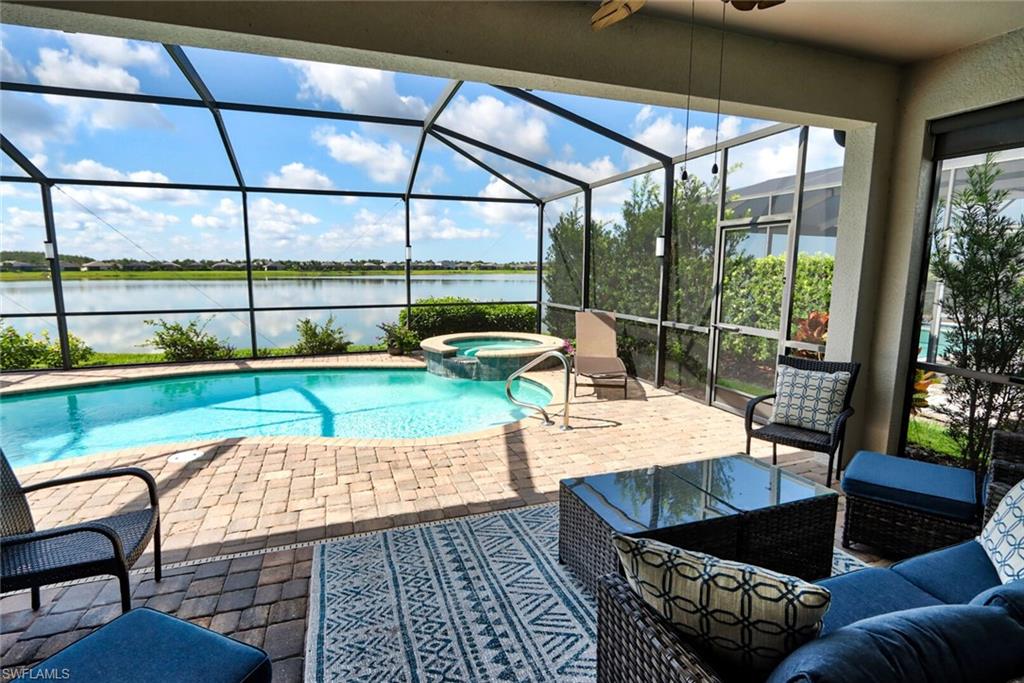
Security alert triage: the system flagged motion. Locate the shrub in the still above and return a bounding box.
[293,316,350,355]
[143,318,234,361]
[399,297,535,338]
[0,324,93,370]
[377,322,420,354]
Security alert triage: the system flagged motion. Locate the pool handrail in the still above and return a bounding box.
[505,350,571,431]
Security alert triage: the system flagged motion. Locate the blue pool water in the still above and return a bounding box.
[0,369,552,468]
[449,338,542,357]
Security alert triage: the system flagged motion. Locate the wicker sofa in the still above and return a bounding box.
[597,431,1024,683]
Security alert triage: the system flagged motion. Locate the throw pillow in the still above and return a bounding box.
[766,603,1024,683]
[612,535,831,673]
[770,365,851,433]
[979,478,1024,584]
[971,580,1024,622]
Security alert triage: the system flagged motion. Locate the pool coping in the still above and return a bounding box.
[419,331,564,358]
[2,354,566,472]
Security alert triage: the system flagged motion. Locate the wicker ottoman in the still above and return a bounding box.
[841,451,981,559]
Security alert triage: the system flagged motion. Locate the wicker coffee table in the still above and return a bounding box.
[559,454,838,595]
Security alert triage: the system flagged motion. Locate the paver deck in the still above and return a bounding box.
[0,355,869,681]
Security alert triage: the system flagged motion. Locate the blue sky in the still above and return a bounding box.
[0,24,844,262]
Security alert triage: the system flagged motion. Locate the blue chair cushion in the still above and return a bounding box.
[891,539,1001,603]
[841,451,978,520]
[815,568,942,634]
[971,580,1024,622]
[766,602,1024,683]
[28,607,271,683]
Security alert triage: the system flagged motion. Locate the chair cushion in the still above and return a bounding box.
[766,602,1024,683]
[971,580,1024,622]
[575,355,627,377]
[770,365,851,433]
[815,568,942,634]
[979,478,1024,584]
[28,607,271,683]
[612,535,830,674]
[841,450,978,520]
[891,540,1001,604]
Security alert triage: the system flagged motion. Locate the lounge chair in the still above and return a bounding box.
[0,450,161,613]
[574,311,629,399]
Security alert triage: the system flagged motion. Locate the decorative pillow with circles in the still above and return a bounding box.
[770,365,851,433]
[980,478,1024,584]
[612,534,831,673]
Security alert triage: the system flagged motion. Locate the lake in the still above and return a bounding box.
[2,274,540,352]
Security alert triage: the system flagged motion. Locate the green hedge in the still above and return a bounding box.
[399,297,536,339]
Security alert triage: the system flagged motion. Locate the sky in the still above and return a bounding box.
[0,24,845,263]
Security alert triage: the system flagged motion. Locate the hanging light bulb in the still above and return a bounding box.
[680,0,696,184]
[711,0,727,175]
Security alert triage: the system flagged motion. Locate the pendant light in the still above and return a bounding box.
[711,0,727,175]
[680,0,696,182]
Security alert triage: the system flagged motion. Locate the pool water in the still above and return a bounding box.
[448,338,542,357]
[0,369,552,467]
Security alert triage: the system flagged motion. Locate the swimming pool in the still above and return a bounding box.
[0,369,552,468]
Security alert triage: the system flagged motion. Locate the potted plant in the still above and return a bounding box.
[377,322,420,356]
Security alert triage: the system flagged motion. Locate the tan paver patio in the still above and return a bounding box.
[0,355,868,681]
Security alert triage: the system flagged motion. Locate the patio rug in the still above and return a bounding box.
[305,503,866,683]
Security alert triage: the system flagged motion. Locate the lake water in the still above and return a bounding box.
[2,274,539,352]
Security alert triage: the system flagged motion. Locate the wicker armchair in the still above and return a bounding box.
[1,451,161,613]
[745,356,861,488]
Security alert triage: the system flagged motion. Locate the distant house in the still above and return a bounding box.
[122,261,149,271]
[210,262,236,270]
[262,261,283,271]
[1,260,42,272]
[80,261,117,271]
[159,261,180,270]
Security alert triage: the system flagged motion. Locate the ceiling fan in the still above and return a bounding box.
[591,0,785,31]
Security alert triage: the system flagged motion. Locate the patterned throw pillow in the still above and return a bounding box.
[612,535,831,673]
[770,365,851,433]
[980,478,1024,584]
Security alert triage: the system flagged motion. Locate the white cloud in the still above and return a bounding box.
[57,159,202,204]
[249,197,320,248]
[1,92,65,153]
[284,60,427,119]
[549,156,619,183]
[471,177,537,226]
[1,45,27,80]
[265,162,333,190]
[191,198,242,230]
[318,204,494,251]
[313,126,410,184]
[439,95,549,159]
[45,186,182,256]
[62,34,164,71]
[32,46,169,131]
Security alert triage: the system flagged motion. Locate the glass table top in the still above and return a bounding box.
[563,454,835,533]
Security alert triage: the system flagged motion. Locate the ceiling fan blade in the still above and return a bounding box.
[756,0,786,8]
[591,0,647,31]
[730,1,759,10]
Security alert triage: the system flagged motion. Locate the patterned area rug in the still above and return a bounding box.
[306,503,866,683]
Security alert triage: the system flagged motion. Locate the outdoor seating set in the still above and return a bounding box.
[555,350,1024,682]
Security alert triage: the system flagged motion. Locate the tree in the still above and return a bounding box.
[931,154,1024,469]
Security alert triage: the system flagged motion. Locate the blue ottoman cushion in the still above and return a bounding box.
[28,607,271,683]
[766,602,1024,683]
[891,539,1001,603]
[841,451,978,520]
[815,568,942,634]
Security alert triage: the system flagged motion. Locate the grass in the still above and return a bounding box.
[907,417,962,458]
[716,377,773,397]
[1,269,533,282]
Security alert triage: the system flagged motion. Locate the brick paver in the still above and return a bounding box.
[0,356,872,677]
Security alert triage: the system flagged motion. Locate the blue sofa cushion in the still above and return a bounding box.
[815,568,942,634]
[971,580,1024,622]
[28,607,271,683]
[766,603,1024,683]
[891,539,1001,603]
[841,451,977,520]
